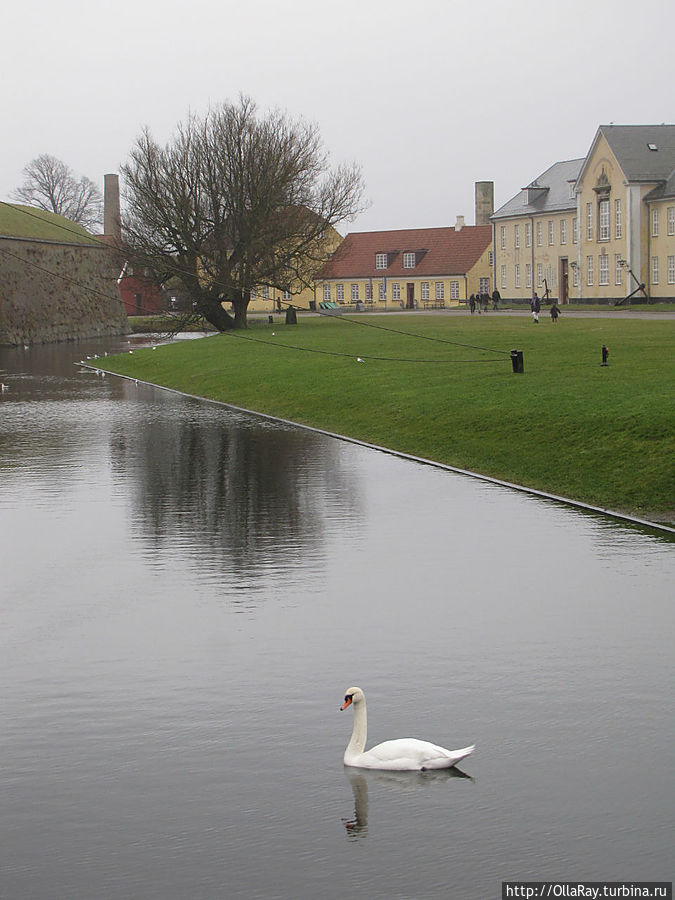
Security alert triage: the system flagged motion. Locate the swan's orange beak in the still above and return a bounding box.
[340,697,352,711]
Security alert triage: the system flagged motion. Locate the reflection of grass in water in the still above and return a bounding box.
[98,315,675,525]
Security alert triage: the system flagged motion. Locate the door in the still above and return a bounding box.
[406,283,415,309]
[559,259,568,304]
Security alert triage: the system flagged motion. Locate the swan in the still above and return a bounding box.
[340,686,475,771]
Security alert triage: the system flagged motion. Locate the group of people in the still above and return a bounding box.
[530,292,561,323]
[468,289,561,322]
[469,290,501,314]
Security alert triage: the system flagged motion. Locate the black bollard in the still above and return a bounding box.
[268,315,274,324]
[602,345,609,366]
[510,350,524,373]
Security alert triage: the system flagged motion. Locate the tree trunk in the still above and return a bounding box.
[232,298,249,329]
[197,297,236,331]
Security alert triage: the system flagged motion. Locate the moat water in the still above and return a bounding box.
[1,336,673,899]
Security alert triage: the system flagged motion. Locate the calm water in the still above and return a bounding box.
[1,337,673,900]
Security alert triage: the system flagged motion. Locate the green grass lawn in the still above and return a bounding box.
[98,314,675,525]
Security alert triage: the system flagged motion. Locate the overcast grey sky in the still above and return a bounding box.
[2,0,673,233]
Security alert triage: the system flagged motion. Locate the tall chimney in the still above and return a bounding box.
[455,215,465,232]
[474,181,494,226]
[104,173,122,243]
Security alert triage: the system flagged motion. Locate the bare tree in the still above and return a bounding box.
[11,154,103,230]
[121,97,365,330]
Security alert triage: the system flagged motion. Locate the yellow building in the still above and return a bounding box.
[491,159,583,304]
[246,224,343,313]
[575,125,675,301]
[493,125,675,303]
[313,220,493,310]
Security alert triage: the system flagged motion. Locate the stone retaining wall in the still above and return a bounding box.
[0,236,128,345]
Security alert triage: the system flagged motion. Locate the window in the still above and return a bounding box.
[572,264,579,287]
[323,284,331,301]
[668,207,675,235]
[378,282,386,301]
[283,289,291,301]
[336,284,344,301]
[652,208,659,237]
[599,253,609,285]
[450,281,459,300]
[573,218,578,244]
[250,287,257,301]
[526,263,532,288]
[488,250,494,266]
[421,282,430,301]
[435,282,444,301]
[351,284,359,301]
[537,263,543,288]
[599,199,610,241]
[479,277,490,294]
[668,255,675,284]
[515,264,520,288]
[615,199,622,238]
[568,182,576,199]
[501,265,507,288]
[586,203,593,240]
[392,283,400,301]
[652,256,659,284]
[500,226,506,250]
[615,255,623,286]
[560,220,567,245]
[525,222,531,248]
[375,253,387,269]
[586,256,594,286]
[536,221,543,247]
[403,252,415,269]
[515,224,520,249]
[262,285,270,300]
[548,220,554,245]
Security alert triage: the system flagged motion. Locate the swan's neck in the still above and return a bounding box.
[346,699,367,758]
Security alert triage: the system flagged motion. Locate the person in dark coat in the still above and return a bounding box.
[550,301,560,323]
[492,289,501,310]
[469,294,476,314]
[531,293,541,323]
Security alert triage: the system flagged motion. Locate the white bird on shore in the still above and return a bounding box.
[340,687,474,771]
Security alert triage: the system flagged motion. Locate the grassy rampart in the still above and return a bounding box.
[98,314,675,525]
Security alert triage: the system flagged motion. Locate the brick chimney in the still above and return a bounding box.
[103,174,122,243]
[474,181,494,225]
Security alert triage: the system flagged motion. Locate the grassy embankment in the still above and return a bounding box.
[99,314,675,525]
[0,203,96,242]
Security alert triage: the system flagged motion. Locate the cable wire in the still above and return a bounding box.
[1,199,513,356]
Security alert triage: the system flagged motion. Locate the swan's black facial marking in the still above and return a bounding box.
[345,694,352,702]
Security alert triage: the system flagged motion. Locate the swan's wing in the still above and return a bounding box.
[362,739,475,771]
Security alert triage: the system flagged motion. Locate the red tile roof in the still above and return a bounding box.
[315,224,492,279]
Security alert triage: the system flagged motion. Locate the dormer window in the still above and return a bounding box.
[375,253,387,269]
[403,252,416,269]
[647,143,658,151]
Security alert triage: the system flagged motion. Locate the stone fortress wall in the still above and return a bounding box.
[0,235,127,346]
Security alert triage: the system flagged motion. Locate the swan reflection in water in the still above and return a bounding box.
[342,764,474,840]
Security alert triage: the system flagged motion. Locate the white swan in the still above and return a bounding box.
[340,686,475,771]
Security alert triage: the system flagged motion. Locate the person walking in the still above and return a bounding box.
[531,293,541,323]
[550,301,560,323]
[492,289,501,310]
[469,294,476,314]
